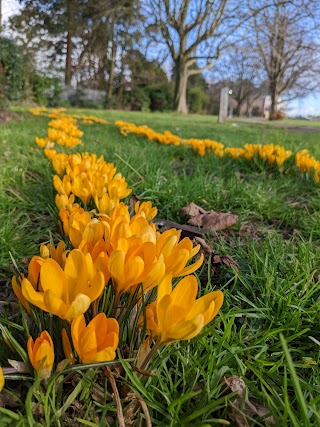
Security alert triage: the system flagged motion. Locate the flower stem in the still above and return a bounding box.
[139,338,161,371]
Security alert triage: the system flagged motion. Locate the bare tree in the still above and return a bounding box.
[146,0,244,113]
[250,0,320,118]
[214,46,266,116]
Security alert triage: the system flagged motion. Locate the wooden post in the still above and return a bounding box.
[218,87,229,123]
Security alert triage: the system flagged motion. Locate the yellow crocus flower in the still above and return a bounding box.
[135,201,157,222]
[21,250,105,322]
[145,274,223,344]
[156,229,204,277]
[71,313,119,363]
[27,331,55,380]
[12,256,45,313]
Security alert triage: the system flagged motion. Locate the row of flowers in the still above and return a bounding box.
[31,107,108,148]
[0,110,224,400]
[115,120,320,183]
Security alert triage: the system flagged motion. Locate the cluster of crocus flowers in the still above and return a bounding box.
[295,149,320,183]
[225,143,292,168]
[115,120,224,157]
[45,150,132,213]
[7,107,224,392]
[35,115,83,148]
[29,107,108,125]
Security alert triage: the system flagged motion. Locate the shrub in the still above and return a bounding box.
[187,87,208,113]
[125,87,150,111]
[270,111,286,120]
[0,37,25,103]
[148,83,173,111]
[31,72,62,106]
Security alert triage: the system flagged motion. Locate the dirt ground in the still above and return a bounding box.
[0,110,21,124]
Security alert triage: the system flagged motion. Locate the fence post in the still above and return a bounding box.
[218,87,229,123]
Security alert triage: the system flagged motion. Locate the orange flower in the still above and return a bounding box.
[27,331,55,379]
[145,274,223,344]
[71,314,119,363]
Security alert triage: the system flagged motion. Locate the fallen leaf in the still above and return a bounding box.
[181,202,207,217]
[218,255,239,269]
[7,359,30,373]
[193,237,215,258]
[0,390,20,408]
[188,211,238,231]
[225,376,275,426]
[136,337,151,369]
[239,223,257,238]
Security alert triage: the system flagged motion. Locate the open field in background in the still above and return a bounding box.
[0,109,320,425]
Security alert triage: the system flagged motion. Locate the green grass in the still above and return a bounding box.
[0,109,320,426]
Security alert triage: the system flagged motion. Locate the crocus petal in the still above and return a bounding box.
[27,336,35,366]
[12,276,31,314]
[82,271,105,302]
[0,367,4,392]
[170,275,198,310]
[28,256,45,287]
[186,290,224,325]
[157,274,172,302]
[40,258,66,300]
[71,314,86,355]
[65,294,91,322]
[79,327,98,360]
[64,250,88,296]
[22,278,47,312]
[43,290,68,319]
[176,253,204,277]
[165,314,204,344]
[89,348,116,363]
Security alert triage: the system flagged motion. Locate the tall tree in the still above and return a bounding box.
[250,0,320,118]
[214,46,265,116]
[146,0,244,113]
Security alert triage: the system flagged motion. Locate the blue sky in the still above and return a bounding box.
[286,93,320,117]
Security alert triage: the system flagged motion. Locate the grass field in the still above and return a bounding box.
[0,109,320,426]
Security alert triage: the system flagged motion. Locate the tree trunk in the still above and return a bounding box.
[235,103,242,116]
[174,58,188,114]
[65,1,73,87]
[106,30,116,103]
[269,81,279,119]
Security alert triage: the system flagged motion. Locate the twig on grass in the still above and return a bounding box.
[105,366,125,427]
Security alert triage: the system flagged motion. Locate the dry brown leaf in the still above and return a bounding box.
[188,211,238,231]
[0,390,20,408]
[182,203,238,232]
[7,359,30,373]
[193,236,215,258]
[181,202,207,217]
[225,376,275,426]
[136,336,151,368]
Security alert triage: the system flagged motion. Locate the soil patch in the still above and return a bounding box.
[0,110,20,124]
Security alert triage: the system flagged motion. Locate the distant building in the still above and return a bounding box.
[229,95,286,118]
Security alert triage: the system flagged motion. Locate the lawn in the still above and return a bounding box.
[0,109,320,426]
